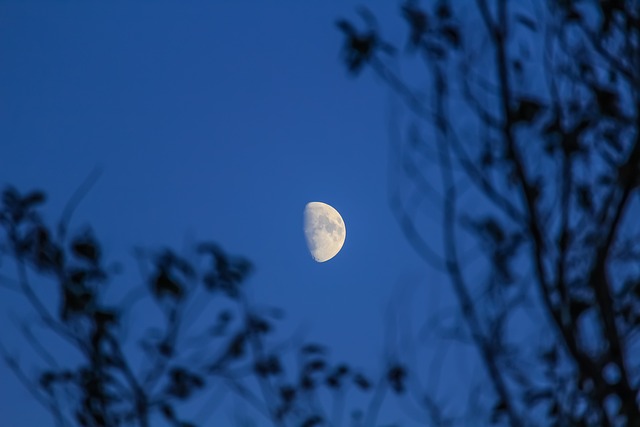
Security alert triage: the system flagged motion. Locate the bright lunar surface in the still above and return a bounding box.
[303,202,346,262]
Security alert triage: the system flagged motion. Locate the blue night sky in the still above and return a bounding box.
[0,1,462,425]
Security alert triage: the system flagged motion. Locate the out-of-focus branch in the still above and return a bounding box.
[106,334,149,427]
[577,22,634,83]
[374,54,524,225]
[588,138,640,422]
[363,379,387,427]
[57,167,102,242]
[431,47,523,424]
[19,321,59,368]
[339,0,640,425]
[13,254,85,354]
[370,57,435,120]
[1,349,71,427]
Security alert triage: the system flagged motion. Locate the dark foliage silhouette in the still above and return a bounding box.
[0,187,414,427]
[338,0,640,426]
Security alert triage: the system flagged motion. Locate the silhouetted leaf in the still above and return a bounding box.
[69,268,87,285]
[76,410,89,427]
[515,14,537,31]
[325,363,349,388]
[2,186,33,224]
[336,364,349,376]
[24,225,64,271]
[301,343,326,354]
[579,62,594,79]
[68,266,106,287]
[633,281,640,299]
[39,371,62,393]
[336,19,356,37]
[402,3,428,49]
[569,297,591,321]
[598,0,625,33]
[198,243,252,298]
[512,59,523,74]
[152,270,183,300]
[326,374,340,389]
[468,216,507,248]
[23,190,46,207]
[300,374,315,391]
[61,286,94,320]
[595,87,620,117]
[563,7,582,22]
[280,385,296,403]
[387,364,406,394]
[71,233,100,263]
[353,373,371,390]
[158,340,173,357]
[226,333,246,359]
[513,97,544,123]
[248,315,271,335]
[255,355,282,377]
[160,403,176,421]
[165,367,205,400]
[435,3,451,20]
[440,25,460,48]
[94,309,117,326]
[541,346,558,365]
[335,14,391,74]
[491,399,507,424]
[574,185,593,215]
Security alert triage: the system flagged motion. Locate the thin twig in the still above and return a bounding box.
[57,167,102,241]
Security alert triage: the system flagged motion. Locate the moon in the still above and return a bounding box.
[303,202,346,262]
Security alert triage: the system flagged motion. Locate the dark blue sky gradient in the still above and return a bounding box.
[0,2,455,425]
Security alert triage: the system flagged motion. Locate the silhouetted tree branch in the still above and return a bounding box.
[1,186,415,426]
[338,0,640,425]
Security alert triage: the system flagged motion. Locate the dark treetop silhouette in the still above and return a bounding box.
[337,0,640,426]
[0,186,414,427]
[3,0,640,426]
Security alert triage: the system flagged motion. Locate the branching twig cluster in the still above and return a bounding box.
[338,0,640,425]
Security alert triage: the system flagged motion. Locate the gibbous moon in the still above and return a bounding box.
[303,202,346,262]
